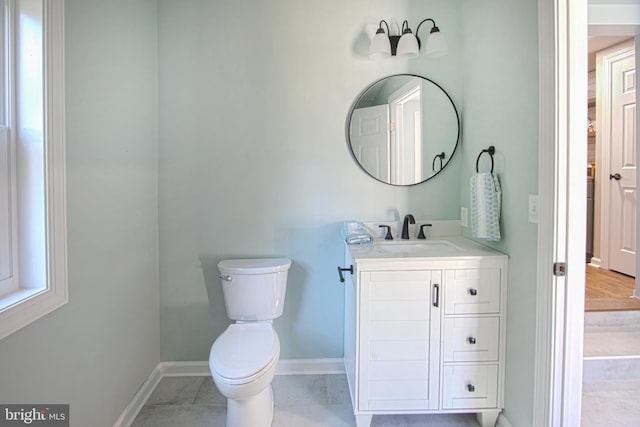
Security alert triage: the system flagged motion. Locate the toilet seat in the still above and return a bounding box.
[210,323,279,385]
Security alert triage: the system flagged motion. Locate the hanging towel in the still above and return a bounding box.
[342,221,374,245]
[470,172,502,241]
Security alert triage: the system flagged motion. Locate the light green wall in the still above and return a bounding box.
[158,3,539,424]
[0,1,541,425]
[460,1,539,425]
[0,1,159,425]
[157,0,463,361]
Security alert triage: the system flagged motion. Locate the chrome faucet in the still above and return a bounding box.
[401,214,415,239]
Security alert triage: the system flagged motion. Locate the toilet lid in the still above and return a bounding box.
[218,258,291,275]
[210,323,279,381]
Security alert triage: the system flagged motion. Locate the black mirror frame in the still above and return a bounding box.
[346,74,460,186]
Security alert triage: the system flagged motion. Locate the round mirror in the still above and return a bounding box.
[346,74,460,186]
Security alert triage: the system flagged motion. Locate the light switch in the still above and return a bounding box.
[461,207,468,227]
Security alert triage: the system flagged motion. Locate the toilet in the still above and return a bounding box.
[208,258,291,427]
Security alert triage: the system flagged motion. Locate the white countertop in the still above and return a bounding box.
[347,236,508,262]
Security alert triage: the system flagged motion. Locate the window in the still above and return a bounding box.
[0,0,66,340]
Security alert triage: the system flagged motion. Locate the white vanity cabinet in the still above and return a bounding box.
[343,239,508,427]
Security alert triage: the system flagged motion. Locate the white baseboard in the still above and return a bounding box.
[276,358,345,375]
[113,358,345,427]
[497,413,513,427]
[112,365,163,427]
[157,361,210,377]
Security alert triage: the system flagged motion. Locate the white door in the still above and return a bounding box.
[349,105,390,182]
[606,43,636,277]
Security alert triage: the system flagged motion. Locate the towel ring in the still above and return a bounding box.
[432,152,446,172]
[475,146,495,173]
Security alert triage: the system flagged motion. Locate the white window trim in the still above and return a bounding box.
[0,0,66,341]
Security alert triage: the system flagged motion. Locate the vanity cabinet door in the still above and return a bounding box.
[358,270,441,411]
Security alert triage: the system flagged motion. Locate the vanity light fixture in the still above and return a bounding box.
[369,18,447,60]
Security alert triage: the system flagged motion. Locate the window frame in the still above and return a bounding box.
[0,0,17,296]
[0,0,67,341]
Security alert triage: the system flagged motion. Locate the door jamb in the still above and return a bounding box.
[535,1,640,426]
[534,0,587,425]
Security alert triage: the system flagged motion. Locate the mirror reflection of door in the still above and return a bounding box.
[349,104,390,183]
[389,78,422,185]
[347,75,459,186]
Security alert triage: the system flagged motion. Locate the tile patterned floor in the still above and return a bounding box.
[581,379,640,427]
[131,374,482,427]
[131,373,639,426]
[583,327,640,357]
[581,309,640,426]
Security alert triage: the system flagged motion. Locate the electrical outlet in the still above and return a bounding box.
[461,207,468,227]
[528,194,539,224]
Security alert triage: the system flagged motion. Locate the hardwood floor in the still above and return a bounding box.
[585,264,640,311]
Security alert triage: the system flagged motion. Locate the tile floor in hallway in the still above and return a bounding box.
[581,310,640,426]
[130,374,483,427]
[581,379,640,427]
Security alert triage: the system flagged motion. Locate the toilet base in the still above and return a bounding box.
[226,384,274,427]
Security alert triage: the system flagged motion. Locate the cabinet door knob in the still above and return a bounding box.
[468,336,477,344]
[467,384,475,392]
[468,288,478,296]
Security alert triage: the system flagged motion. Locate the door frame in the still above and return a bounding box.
[534,0,587,425]
[535,1,640,425]
[388,78,422,185]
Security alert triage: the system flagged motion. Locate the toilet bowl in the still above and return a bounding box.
[208,258,291,427]
[209,323,280,426]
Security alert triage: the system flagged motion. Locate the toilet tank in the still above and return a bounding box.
[218,258,291,321]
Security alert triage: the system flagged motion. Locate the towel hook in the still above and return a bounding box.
[475,146,495,173]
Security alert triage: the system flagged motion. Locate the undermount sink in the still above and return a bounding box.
[375,239,462,254]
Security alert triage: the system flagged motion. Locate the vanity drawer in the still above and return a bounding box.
[442,364,498,409]
[443,317,500,362]
[444,269,501,314]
